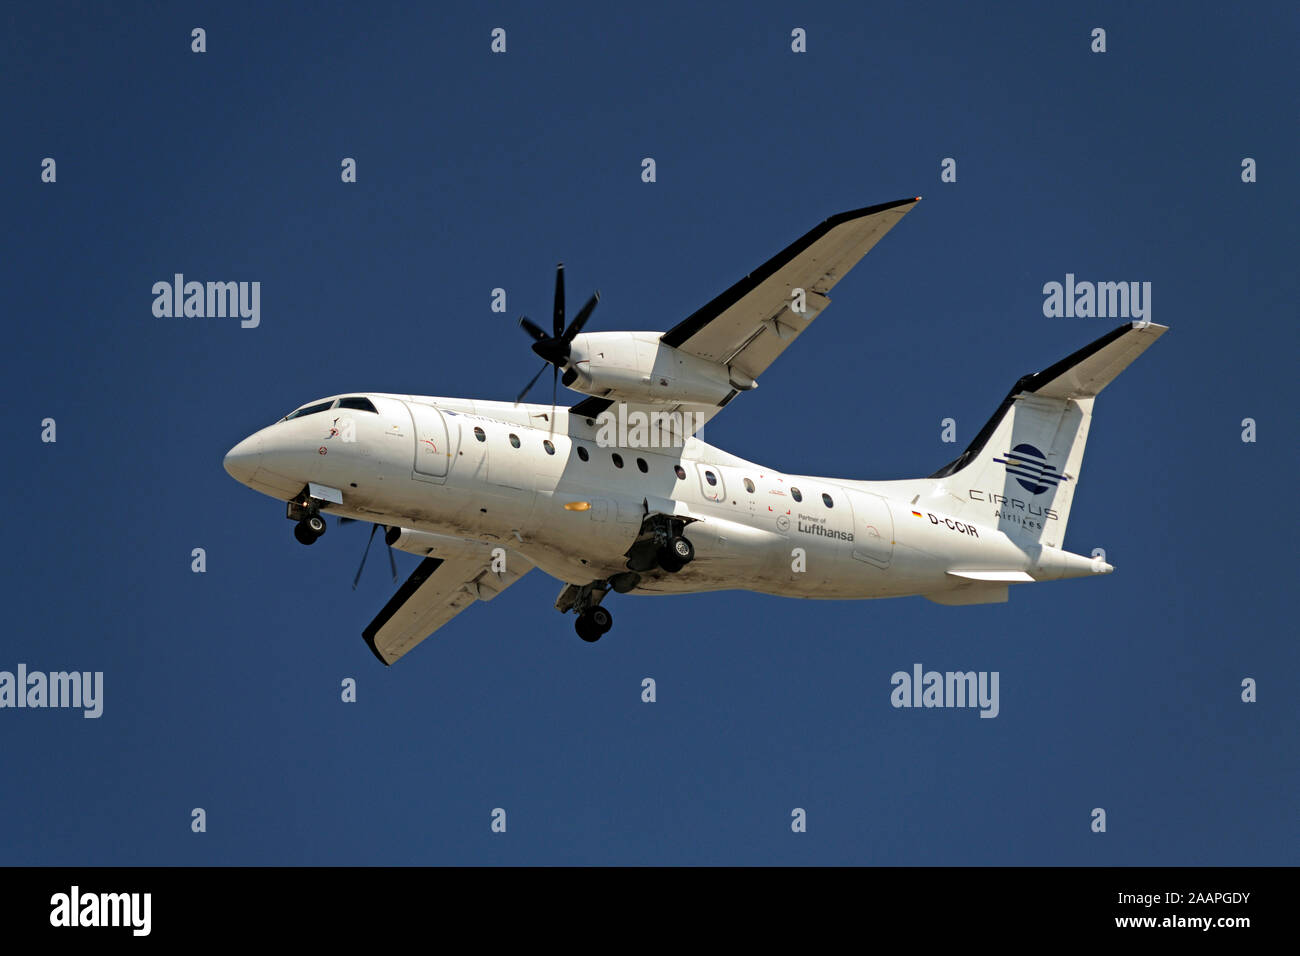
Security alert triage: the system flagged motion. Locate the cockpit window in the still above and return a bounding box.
[284,400,335,421]
[336,396,378,413]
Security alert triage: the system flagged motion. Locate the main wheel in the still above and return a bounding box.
[588,606,613,634]
[575,614,602,643]
[294,521,319,546]
[658,535,693,573]
[304,514,327,536]
[576,606,613,642]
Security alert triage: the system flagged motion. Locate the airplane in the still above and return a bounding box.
[223,197,1168,665]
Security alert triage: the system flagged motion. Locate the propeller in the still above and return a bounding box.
[340,519,398,589]
[514,263,600,418]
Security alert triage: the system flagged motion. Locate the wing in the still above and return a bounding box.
[362,550,534,665]
[569,197,921,434]
[662,197,920,379]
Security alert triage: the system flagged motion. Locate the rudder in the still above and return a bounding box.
[928,322,1167,549]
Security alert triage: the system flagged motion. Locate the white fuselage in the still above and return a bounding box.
[223,392,1102,601]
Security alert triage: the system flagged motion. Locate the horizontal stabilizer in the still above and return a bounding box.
[1030,322,1167,400]
[947,570,1035,582]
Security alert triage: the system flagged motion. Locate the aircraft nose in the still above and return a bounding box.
[223,434,263,485]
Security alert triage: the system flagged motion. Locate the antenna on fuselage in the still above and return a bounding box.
[341,520,398,589]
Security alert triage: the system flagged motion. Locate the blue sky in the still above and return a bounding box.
[2,1,1296,865]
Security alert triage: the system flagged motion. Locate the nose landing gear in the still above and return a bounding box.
[293,514,327,545]
[287,490,331,546]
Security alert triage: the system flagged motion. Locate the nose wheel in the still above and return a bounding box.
[294,514,327,545]
[287,490,333,546]
[575,606,613,642]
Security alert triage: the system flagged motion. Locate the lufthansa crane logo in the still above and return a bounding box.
[993,443,1070,495]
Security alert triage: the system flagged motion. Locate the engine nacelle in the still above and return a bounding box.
[564,331,756,405]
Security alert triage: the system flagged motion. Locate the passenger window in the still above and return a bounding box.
[474,427,486,442]
[674,465,686,480]
[509,433,521,448]
[822,493,834,508]
[612,453,624,469]
[791,487,802,503]
[543,439,555,455]
[743,478,755,493]
[577,446,589,461]
[705,470,717,486]
[636,457,648,473]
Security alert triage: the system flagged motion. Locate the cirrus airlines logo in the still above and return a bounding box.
[993,443,1070,495]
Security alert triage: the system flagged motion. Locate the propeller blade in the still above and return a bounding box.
[519,316,547,342]
[515,361,549,405]
[352,523,380,590]
[564,291,600,341]
[553,263,565,339]
[385,528,398,583]
[550,365,558,435]
[530,337,569,367]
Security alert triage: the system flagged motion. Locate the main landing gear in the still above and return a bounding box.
[657,535,694,573]
[556,581,616,643]
[557,514,700,644]
[624,512,697,575]
[575,606,613,643]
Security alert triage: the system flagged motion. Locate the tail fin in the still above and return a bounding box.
[928,322,1167,548]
